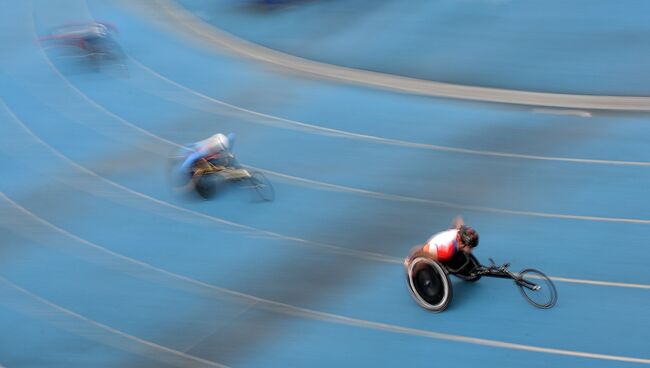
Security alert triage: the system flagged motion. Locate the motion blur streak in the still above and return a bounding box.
[144,0,650,111]
[127,58,650,167]
[0,277,229,368]
[3,98,649,290]
[0,194,648,364]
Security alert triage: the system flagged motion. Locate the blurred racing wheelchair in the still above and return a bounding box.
[406,252,556,312]
[169,151,274,201]
[191,158,274,201]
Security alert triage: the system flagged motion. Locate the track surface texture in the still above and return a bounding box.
[0,0,648,367]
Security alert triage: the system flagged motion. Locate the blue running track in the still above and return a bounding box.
[0,0,648,367]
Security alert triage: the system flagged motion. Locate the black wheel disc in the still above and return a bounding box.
[414,266,445,305]
[406,257,452,312]
[195,174,218,199]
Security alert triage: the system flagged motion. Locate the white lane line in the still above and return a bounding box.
[106,101,650,225]
[257,168,650,225]
[132,0,650,112]
[180,301,260,355]
[4,98,650,290]
[27,48,650,223]
[547,276,650,290]
[3,181,649,299]
[531,108,593,118]
[24,1,650,360]
[0,98,394,264]
[1,193,649,365]
[20,17,650,279]
[127,57,649,167]
[0,277,228,368]
[5,90,649,289]
[28,16,650,223]
[78,0,650,167]
[3,93,650,290]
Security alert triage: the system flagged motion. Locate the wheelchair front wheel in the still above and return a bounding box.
[516,268,557,309]
[248,171,274,201]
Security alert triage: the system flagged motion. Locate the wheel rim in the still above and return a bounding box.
[196,174,218,198]
[251,172,274,201]
[407,257,451,311]
[517,269,557,309]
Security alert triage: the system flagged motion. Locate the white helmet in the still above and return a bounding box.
[210,133,230,151]
[91,23,109,38]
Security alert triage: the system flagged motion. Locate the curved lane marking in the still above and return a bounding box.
[134,0,650,111]
[1,102,648,290]
[0,98,395,264]
[30,48,650,225]
[127,58,650,167]
[8,51,650,280]
[1,193,649,364]
[258,168,650,225]
[0,276,228,367]
[19,15,650,288]
[28,11,650,226]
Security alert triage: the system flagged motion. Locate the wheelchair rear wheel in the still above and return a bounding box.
[406,257,453,312]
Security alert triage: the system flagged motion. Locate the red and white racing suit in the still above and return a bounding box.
[423,229,459,262]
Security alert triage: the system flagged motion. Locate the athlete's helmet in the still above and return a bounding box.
[226,132,235,150]
[91,23,109,38]
[458,225,479,248]
[210,133,232,152]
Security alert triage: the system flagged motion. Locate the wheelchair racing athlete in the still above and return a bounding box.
[403,218,558,311]
[179,132,237,174]
[39,22,119,54]
[404,216,479,276]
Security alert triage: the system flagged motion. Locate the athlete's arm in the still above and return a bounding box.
[403,243,438,269]
[451,216,464,229]
[180,148,209,171]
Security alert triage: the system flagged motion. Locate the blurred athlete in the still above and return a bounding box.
[179,133,237,173]
[39,22,118,53]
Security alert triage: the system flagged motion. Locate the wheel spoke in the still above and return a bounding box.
[517,269,558,309]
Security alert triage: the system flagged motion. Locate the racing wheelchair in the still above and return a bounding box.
[405,251,557,312]
[39,23,127,74]
[170,152,274,201]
